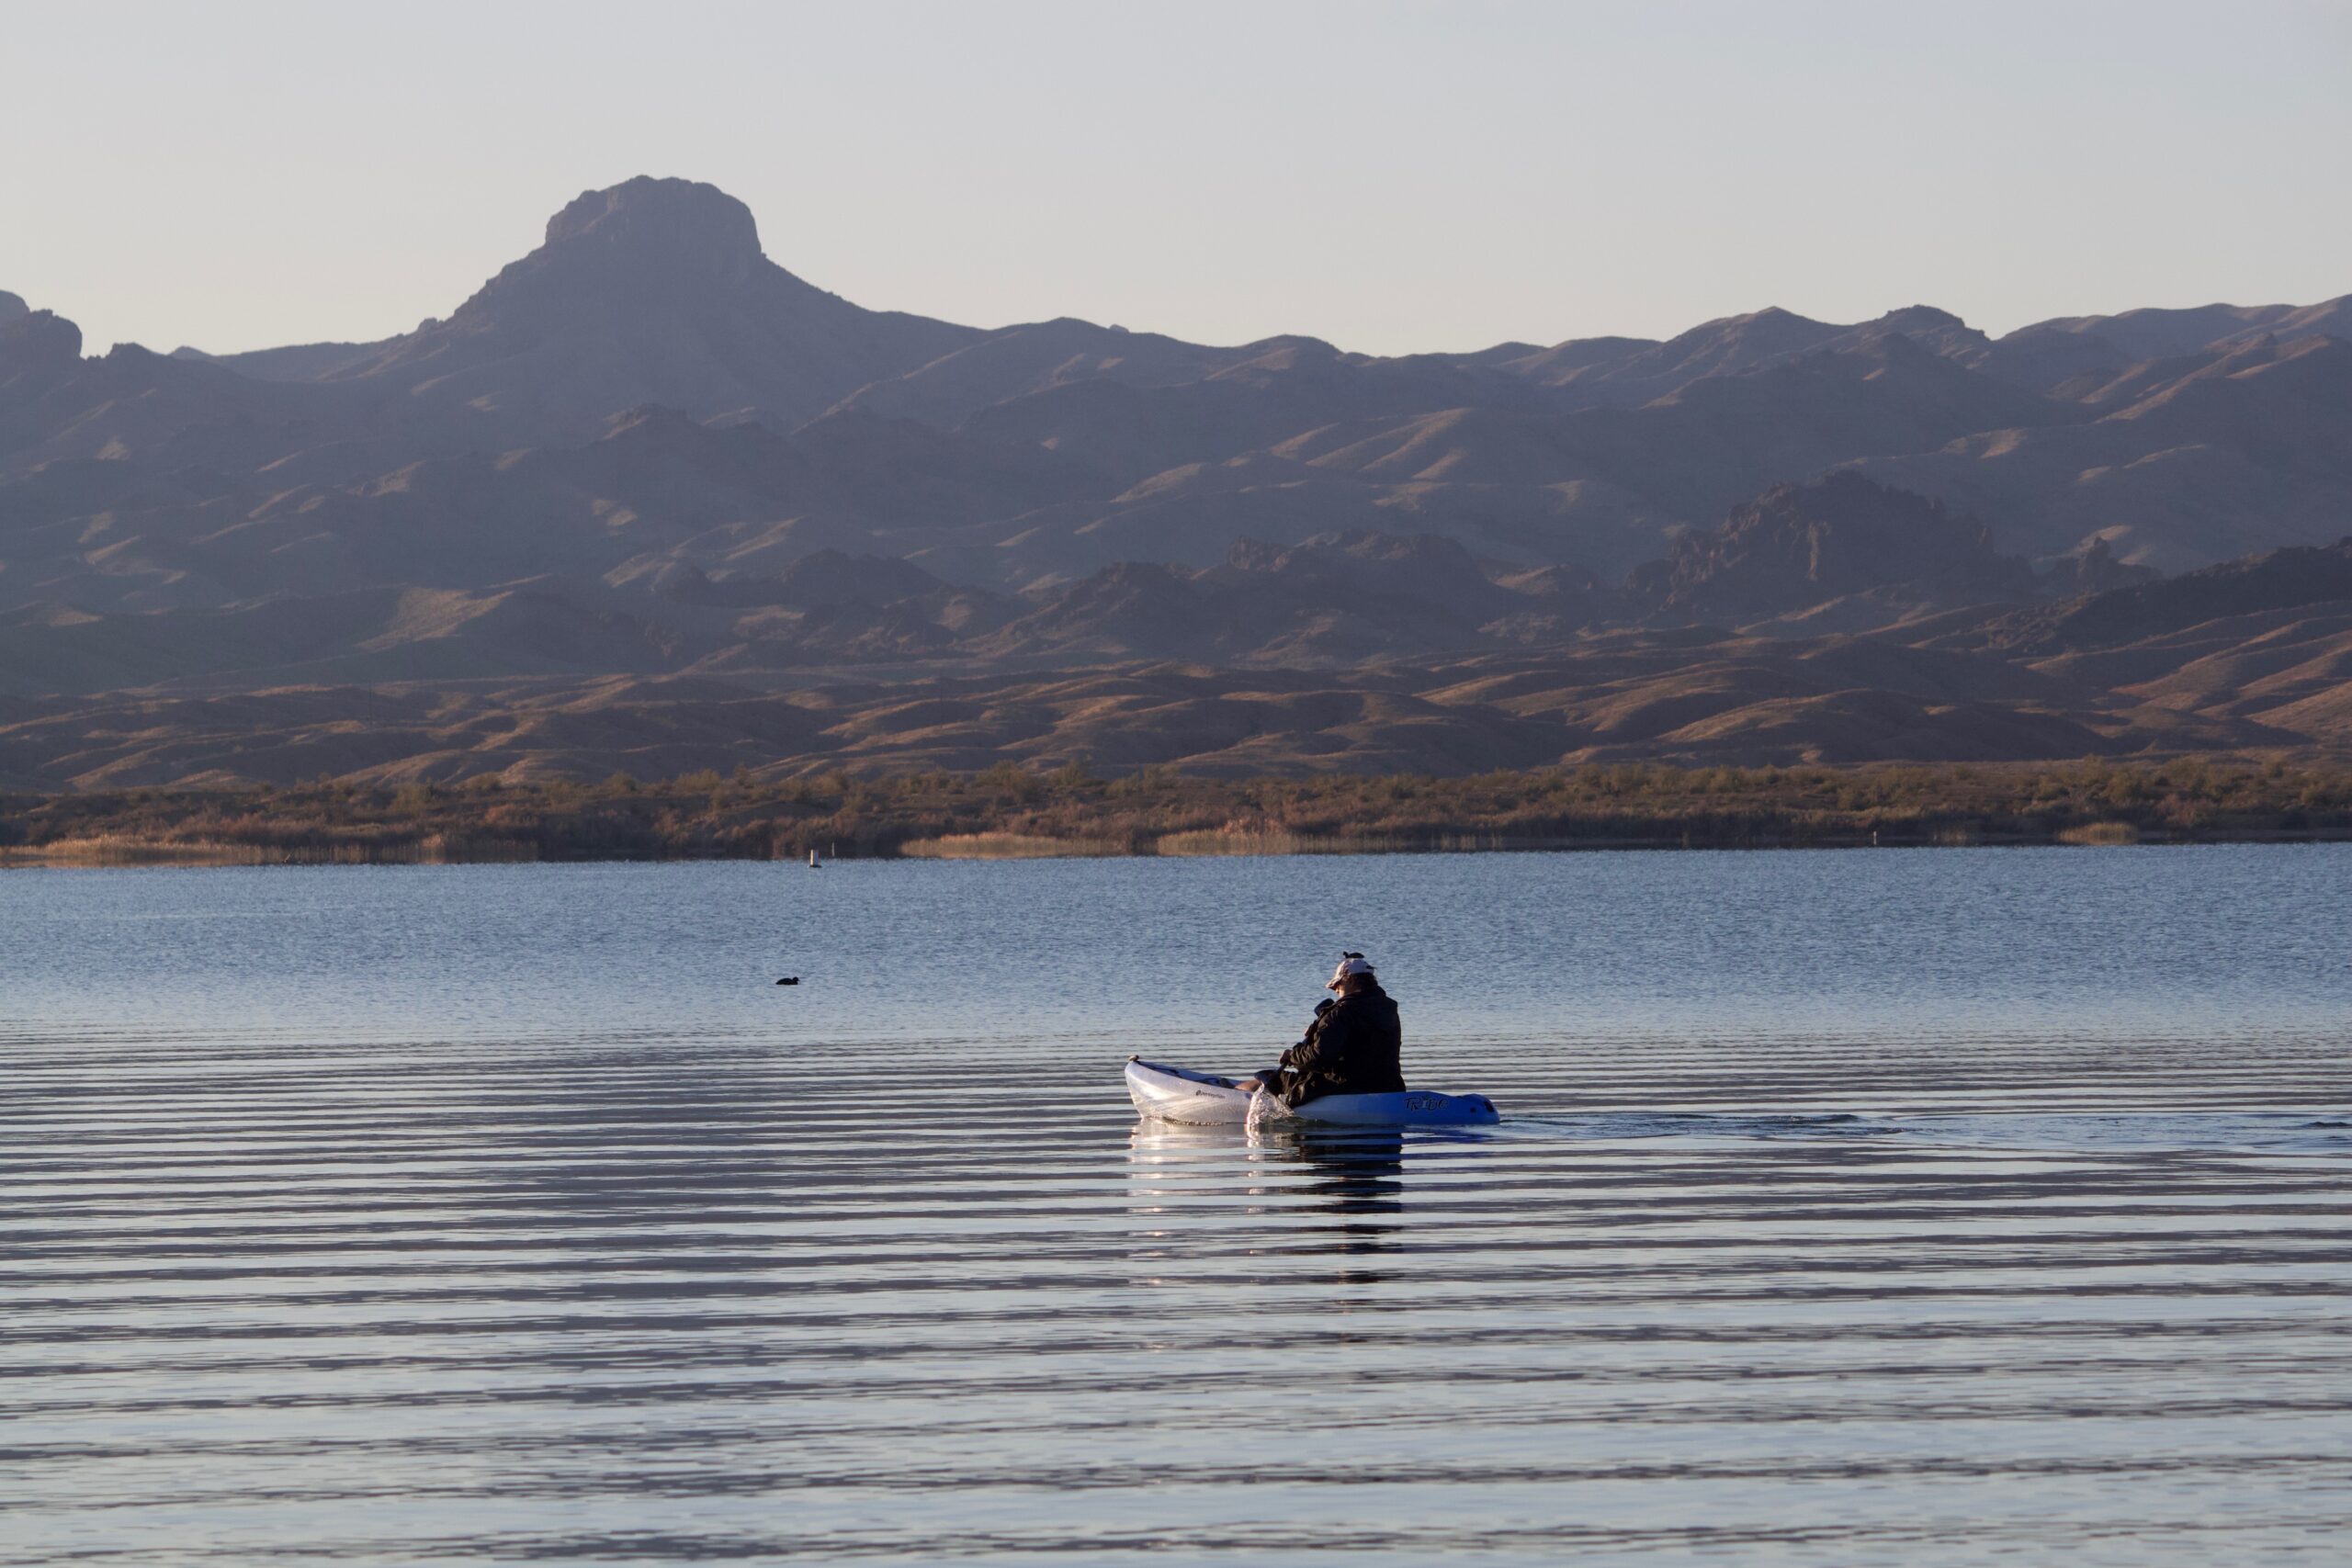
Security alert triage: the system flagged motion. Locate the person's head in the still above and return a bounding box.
[1327,953,1376,994]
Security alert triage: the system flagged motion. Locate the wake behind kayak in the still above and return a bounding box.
[1125,1057,1500,1127]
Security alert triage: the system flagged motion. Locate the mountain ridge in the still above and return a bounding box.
[3,175,2346,784]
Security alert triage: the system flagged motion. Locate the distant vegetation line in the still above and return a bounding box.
[5,759,2350,866]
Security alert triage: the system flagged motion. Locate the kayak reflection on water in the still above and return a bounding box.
[1125,1122,1408,1256]
[1283,1128,1408,1219]
[1237,952,1407,1110]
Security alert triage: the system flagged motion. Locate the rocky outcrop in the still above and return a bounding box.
[0,302,82,379]
[1974,538,2352,656]
[1627,473,2039,626]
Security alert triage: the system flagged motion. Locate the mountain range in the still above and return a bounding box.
[2,176,2346,785]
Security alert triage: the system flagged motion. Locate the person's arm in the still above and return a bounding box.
[1282,1005,1351,1082]
[1280,998,1337,1067]
[1246,1001,1341,1094]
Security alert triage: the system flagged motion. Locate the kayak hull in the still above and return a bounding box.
[1125,1057,1499,1126]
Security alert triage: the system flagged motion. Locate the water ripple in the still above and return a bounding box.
[4,854,2350,1563]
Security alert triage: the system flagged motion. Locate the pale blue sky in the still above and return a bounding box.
[6,0,2346,356]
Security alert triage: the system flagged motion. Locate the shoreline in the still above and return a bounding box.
[11,831,2352,869]
[7,758,2352,867]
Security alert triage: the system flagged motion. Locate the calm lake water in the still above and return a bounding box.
[5,846,2350,1565]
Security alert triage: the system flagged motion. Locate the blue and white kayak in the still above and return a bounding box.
[1125,1057,1499,1127]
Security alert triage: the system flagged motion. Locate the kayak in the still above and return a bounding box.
[1125,1056,1500,1127]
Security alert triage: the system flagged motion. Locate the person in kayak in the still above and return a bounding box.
[1238,953,1407,1109]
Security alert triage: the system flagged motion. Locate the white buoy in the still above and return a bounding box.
[808,848,821,869]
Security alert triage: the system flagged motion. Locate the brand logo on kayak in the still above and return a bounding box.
[1406,1094,1443,1111]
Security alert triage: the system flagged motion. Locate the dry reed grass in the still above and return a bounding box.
[3,833,542,868]
[899,832,1128,860]
[1152,829,1410,857]
[2055,821,2143,845]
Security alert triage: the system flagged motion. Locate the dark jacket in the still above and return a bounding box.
[1275,983,1405,1107]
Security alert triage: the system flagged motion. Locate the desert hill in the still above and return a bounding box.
[1962,537,2352,657]
[6,515,2348,786]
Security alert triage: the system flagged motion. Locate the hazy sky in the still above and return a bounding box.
[6,0,2347,356]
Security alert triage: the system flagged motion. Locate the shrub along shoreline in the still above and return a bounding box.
[5,758,2350,866]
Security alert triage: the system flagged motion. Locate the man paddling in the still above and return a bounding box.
[1239,953,1407,1109]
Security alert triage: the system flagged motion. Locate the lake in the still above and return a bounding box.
[5,846,2349,1564]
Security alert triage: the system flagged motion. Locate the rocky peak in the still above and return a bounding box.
[0,304,84,375]
[451,177,777,323]
[0,289,28,323]
[310,175,975,444]
[1838,306,1993,365]
[1875,304,1968,332]
[538,176,765,287]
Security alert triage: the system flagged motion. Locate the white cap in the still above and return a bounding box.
[1327,953,1375,988]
